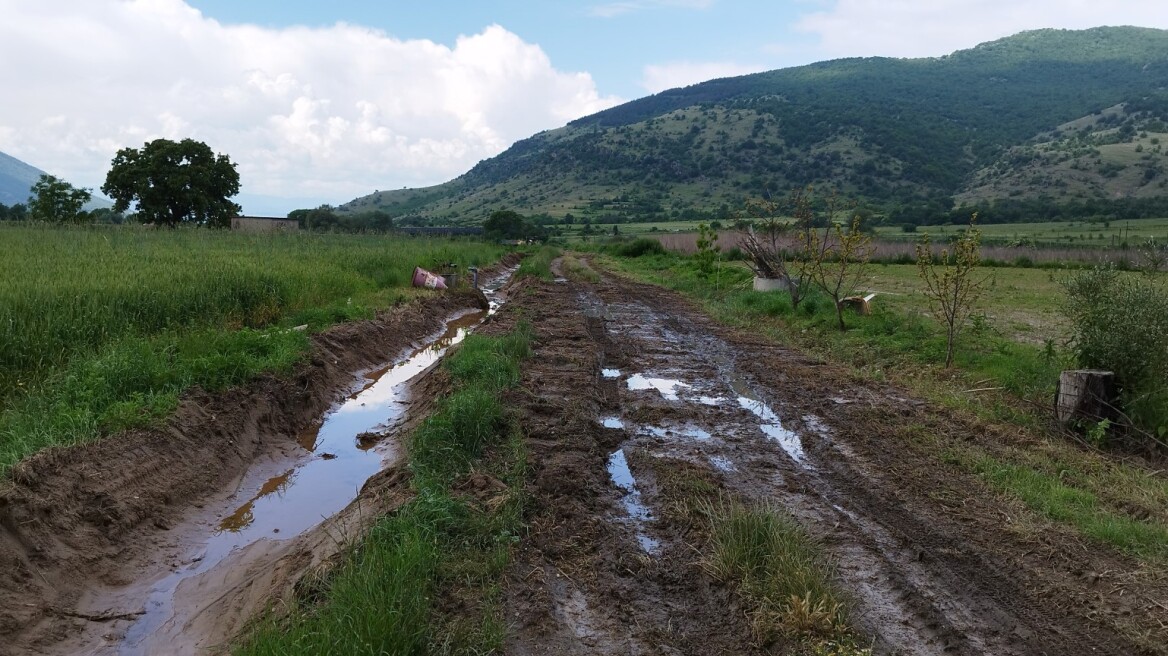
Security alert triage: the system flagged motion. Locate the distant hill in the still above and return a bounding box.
[341,26,1168,224]
[0,151,46,206]
[0,150,111,210]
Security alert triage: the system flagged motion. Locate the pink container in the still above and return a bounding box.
[412,266,448,290]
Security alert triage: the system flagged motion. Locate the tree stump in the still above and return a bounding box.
[1056,370,1117,424]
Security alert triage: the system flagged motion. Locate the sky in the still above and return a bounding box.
[3,1,1168,216]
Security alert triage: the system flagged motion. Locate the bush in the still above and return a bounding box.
[1062,267,1168,435]
[613,238,667,258]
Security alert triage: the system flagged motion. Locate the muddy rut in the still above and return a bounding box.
[500,261,1166,655]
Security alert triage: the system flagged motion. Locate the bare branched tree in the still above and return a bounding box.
[740,187,819,309]
[809,210,874,331]
[916,214,992,368]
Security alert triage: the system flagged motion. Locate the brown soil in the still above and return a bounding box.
[496,260,1168,655]
[0,282,496,655]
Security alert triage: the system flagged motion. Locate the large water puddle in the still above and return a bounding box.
[117,269,514,653]
[606,448,660,554]
[626,373,689,401]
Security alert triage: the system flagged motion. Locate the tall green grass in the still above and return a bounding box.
[0,224,504,472]
[236,323,532,655]
[514,245,561,281]
[0,224,502,395]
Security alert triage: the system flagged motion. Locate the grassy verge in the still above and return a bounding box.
[650,459,869,655]
[598,249,1168,565]
[236,323,532,655]
[0,224,504,474]
[514,245,561,280]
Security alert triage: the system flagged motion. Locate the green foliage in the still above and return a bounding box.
[483,209,547,242]
[695,222,720,275]
[102,138,241,227]
[806,199,874,331]
[1062,266,1168,434]
[27,174,92,223]
[611,237,667,257]
[0,327,306,472]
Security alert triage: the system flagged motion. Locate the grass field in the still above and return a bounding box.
[0,224,504,472]
[875,216,1168,246]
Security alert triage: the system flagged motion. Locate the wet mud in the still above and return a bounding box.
[0,257,518,655]
[3,249,1165,655]
[499,259,1167,655]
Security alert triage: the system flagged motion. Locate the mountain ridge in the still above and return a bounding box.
[341,26,1168,224]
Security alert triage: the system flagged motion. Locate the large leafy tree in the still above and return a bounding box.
[28,174,92,223]
[102,138,241,228]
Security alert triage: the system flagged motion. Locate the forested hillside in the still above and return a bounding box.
[342,27,1168,225]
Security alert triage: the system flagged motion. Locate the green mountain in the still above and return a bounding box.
[0,151,47,206]
[342,27,1168,224]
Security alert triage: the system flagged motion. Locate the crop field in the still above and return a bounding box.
[0,224,502,469]
[562,216,1168,255]
[875,216,1168,246]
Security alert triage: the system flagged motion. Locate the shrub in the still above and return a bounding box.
[1062,266,1168,436]
[613,238,667,258]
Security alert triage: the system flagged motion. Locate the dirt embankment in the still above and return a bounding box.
[0,267,510,653]
[497,261,1167,655]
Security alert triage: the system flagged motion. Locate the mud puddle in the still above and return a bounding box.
[606,448,660,554]
[104,271,515,655]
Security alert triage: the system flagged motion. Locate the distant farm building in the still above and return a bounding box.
[231,216,299,233]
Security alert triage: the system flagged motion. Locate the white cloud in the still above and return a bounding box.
[0,1,621,213]
[796,0,1168,60]
[589,0,714,19]
[641,61,766,93]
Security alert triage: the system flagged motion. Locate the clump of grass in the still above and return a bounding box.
[515,246,561,280]
[611,237,668,258]
[560,253,601,283]
[236,323,533,655]
[703,499,852,644]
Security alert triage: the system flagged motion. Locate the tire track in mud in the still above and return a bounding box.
[502,264,1160,656]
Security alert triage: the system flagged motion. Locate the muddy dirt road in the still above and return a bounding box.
[498,260,1167,655]
[0,252,1164,655]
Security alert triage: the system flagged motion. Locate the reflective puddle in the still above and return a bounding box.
[118,269,514,654]
[626,373,689,401]
[599,416,625,429]
[641,424,711,441]
[606,448,660,554]
[730,377,805,463]
[601,368,621,379]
